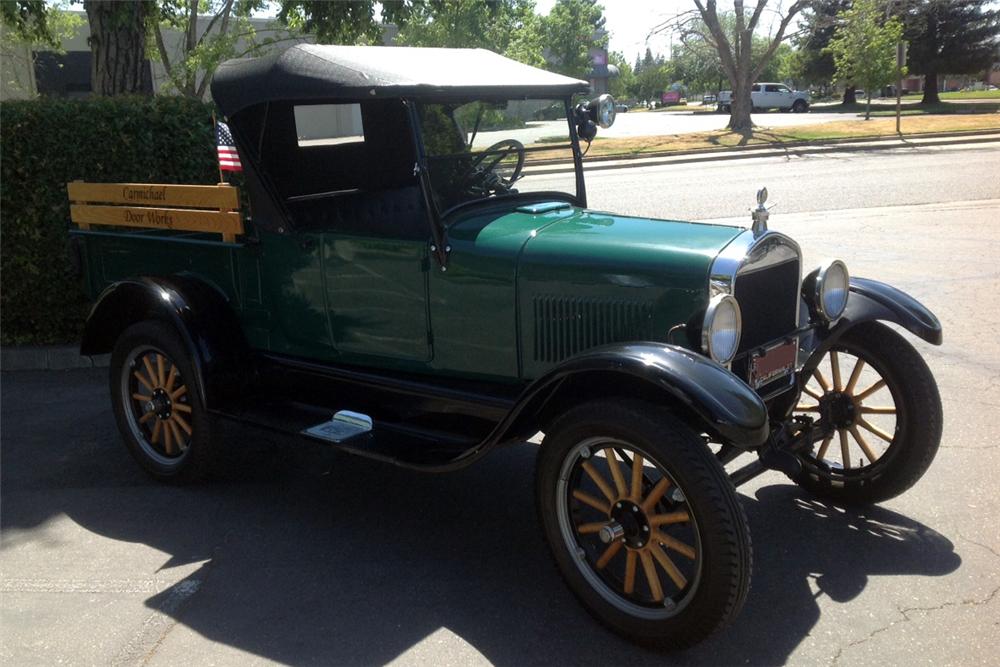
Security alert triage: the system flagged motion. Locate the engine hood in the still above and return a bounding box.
[518,204,743,271]
[488,203,743,377]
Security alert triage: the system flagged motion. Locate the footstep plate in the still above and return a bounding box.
[302,410,373,443]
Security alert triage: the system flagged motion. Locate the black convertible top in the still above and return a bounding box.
[212,44,590,116]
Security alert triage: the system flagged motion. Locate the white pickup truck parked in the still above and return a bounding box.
[717,83,810,113]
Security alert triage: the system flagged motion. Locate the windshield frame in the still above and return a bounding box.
[406,96,586,238]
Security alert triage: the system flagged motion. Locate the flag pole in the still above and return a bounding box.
[212,111,226,185]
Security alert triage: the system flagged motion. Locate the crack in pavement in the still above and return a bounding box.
[829,585,1000,666]
[957,533,1000,562]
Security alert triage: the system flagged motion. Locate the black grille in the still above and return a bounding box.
[533,296,654,363]
[734,259,799,354]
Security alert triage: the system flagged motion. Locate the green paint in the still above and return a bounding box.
[80,205,744,382]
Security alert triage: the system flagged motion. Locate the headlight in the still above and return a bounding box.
[702,294,742,364]
[804,259,850,322]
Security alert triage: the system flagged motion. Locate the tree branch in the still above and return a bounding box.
[751,0,808,80]
[196,0,234,50]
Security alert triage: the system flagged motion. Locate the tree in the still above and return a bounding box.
[1,1,82,96]
[276,0,421,45]
[793,0,856,100]
[903,0,1000,105]
[828,0,904,119]
[659,2,808,132]
[542,0,607,79]
[1,0,56,46]
[395,0,545,68]
[151,0,298,100]
[608,50,636,99]
[673,28,724,94]
[83,0,149,96]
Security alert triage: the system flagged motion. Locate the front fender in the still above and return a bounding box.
[80,275,250,407]
[421,342,769,473]
[520,342,769,448]
[801,277,941,376]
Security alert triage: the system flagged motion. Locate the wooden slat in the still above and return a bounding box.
[67,181,239,210]
[70,204,243,243]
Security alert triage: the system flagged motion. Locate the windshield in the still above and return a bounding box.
[416,98,579,214]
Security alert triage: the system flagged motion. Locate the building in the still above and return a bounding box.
[2,12,310,101]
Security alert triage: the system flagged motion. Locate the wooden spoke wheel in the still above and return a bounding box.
[122,346,192,460]
[557,438,702,616]
[794,347,899,474]
[792,322,942,504]
[536,400,750,649]
[110,321,215,482]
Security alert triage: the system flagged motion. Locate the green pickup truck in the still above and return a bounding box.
[70,45,943,649]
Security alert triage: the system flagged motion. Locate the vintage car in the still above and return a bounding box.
[69,45,943,649]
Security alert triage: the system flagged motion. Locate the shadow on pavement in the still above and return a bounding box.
[1,369,962,664]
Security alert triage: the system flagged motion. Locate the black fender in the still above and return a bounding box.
[512,342,770,448]
[425,342,770,473]
[80,275,250,408]
[800,277,942,376]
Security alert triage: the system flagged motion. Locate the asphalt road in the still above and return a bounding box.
[3,144,999,665]
[475,107,867,146]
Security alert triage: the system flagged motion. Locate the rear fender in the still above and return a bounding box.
[80,276,250,407]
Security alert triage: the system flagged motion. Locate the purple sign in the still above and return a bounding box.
[661,91,681,104]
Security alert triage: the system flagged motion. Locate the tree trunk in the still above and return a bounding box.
[727,42,754,133]
[728,78,754,131]
[843,85,856,104]
[921,72,940,105]
[85,0,148,96]
[865,94,871,120]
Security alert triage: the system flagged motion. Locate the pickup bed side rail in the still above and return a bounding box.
[67,181,243,243]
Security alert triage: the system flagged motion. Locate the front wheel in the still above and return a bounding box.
[536,400,751,649]
[792,322,942,504]
[792,100,809,113]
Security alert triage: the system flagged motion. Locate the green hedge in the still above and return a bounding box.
[1,96,219,345]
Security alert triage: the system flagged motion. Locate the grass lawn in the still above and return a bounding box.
[810,100,999,115]
[939,90,1000,100]
[570,114,1000,158]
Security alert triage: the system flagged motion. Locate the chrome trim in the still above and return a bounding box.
[702,294,742,364]
[709,228,803,333]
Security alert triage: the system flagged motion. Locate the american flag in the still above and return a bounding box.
[216,121,242,172]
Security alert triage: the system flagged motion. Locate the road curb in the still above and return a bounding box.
[525,129,1000,176]
[1,345,108,371]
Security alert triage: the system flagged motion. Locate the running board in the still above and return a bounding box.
[211,398,480,468]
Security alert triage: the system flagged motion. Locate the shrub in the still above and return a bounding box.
[1,96,219,345]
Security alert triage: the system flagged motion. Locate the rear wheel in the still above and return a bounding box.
[536,400,751,649]
[110,321,215,482]
[792,322,941,504]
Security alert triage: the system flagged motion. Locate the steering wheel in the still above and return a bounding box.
[466,139,526,195]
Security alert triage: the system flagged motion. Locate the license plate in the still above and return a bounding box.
[749,339,797,389]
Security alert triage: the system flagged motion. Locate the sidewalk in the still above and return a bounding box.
[1,346,107,371]
[525,129,1000,176]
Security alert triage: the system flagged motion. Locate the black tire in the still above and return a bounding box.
[535,399,751,649]
[109,320,215,483]
[792,322,942,504]
[792,100,809,113]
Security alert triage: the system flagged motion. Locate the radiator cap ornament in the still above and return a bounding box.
[752,187,769,236]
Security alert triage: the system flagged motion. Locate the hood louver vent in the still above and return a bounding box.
[533,296,654,363]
